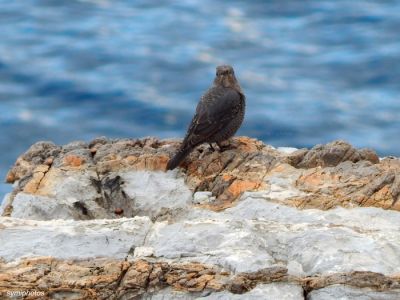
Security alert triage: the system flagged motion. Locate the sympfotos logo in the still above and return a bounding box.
[6,290,45,297]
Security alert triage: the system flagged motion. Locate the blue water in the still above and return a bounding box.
[1,0,400,198]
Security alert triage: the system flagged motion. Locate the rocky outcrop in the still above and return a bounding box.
[3,137,398,217]
[1,137,400,299]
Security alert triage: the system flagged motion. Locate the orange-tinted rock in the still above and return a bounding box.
[5,170,16,184]
[1,257,398,299]
[22,165,50,194]
[63,155,85,167]
[44,157,54,166]
[3,137,400,213]
[227,180,263,198]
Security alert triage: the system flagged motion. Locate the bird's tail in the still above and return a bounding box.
[166,146,193,170]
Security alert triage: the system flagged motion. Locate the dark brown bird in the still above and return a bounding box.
[166,65,245,170]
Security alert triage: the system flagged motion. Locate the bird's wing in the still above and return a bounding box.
[183,87,243,147]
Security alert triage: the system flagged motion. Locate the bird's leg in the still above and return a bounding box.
[216,141,231,152]
[208,143,216,152]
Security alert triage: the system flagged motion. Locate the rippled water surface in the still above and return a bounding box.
[1,0,400,197]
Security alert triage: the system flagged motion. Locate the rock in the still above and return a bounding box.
[144,283,304,299]
[308,285,400,300]
[1,137,400,298]
[143,288,200,299]
[276,147,300,154]
[7,170,192,221]
[2,194,400,297]
[3,137,398,216]
[0,217,152,261]
[11,193,79,220]
[193,191,216,204]
[120,171,192,221]
[0,193,12,216]
[146,196,400,276]
[133,246,155,258]
[287,140,379,168]
[204,283,304,299]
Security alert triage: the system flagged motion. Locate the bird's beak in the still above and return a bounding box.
[222,74,234,87]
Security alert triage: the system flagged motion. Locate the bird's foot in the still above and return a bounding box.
[216,141,232,152]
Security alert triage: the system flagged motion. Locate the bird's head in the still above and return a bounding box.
[214,65,240,89]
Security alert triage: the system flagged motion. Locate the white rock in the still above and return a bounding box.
[146,216,276,273]
[11,193,76,220]
[0,216,152,262]
[146,196,400,276]
[134,246,154,258]
[143,288,199,299]
[193,191,216,204]
[52,170,100,203]
[7,170,193,221]
[143,283,303,300]
[262,165,308,201]
[0,193,12,215]
[3,193,400,278]
[277,147,299,154]
[228,197,400,275]
[308,285,400,300]
[10,170,111,220]
[202,283,304,299]
[121,171,192,220]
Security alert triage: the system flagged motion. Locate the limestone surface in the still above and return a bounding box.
[0,217,152,262]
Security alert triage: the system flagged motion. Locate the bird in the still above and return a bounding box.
[166,65,246,170]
